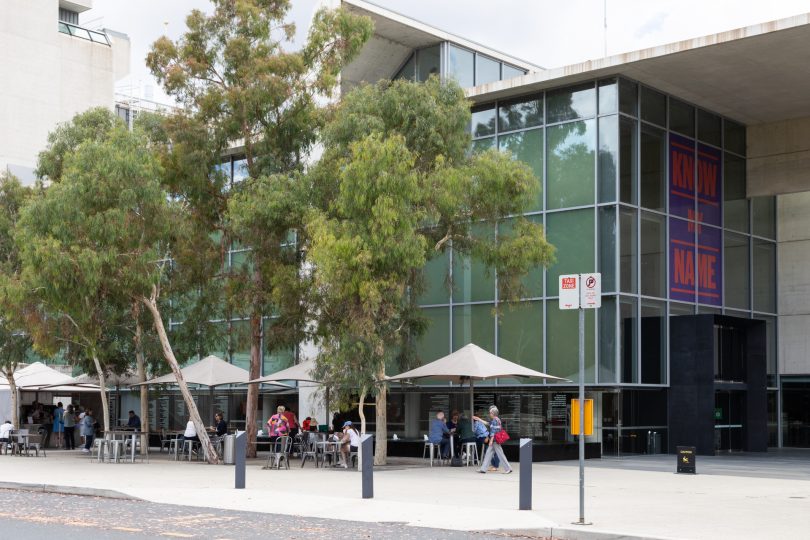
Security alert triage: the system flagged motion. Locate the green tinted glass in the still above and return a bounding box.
[452,304,495,353]
[547,307,595,382]
[416,307,450,363]
[546,209,595,296]
[546,119,595,209]
[499,129,543,211]
[498,301,543,371]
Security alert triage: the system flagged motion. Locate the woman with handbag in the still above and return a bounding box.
[475,406,512,474]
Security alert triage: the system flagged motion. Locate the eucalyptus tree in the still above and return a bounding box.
[307,78,556,464]
[146,0,372,456]
[0,174,35,428]
[17,109,221,461]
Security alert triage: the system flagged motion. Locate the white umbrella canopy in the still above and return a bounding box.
[388,343,569,431]
[388,343,568,383]
[247,358,320,384]
[0,362,78,390]
[73,371,141,388]
[130,355,279,388]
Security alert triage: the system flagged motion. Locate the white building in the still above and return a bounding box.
[0,0,130,184]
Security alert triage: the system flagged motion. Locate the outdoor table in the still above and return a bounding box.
[105,430,144,463]
[315,440,341,467]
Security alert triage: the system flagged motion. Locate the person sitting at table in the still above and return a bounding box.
[428,411,451,459]
[182,419,199,443]
[447,410,461,456]
[266,406,289,441]
[0,420,12,449]
[302,417,311,432]
[339,420,361,468]
[127,410,141,430]
[211,412,227,437]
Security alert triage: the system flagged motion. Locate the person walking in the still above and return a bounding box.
[476,406,512,474]
[81,409,95,453]
[63,405,76,450]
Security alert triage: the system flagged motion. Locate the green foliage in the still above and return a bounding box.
[17,109,172,376]
[307,78,556,437]
[0,173,34,374]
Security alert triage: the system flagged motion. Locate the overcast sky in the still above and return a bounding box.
[85,0,810,105]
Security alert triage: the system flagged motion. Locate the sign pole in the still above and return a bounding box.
[560,273,598,526]
[577,305,587,525]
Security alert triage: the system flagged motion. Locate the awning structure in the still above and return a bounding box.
[0,362,77,390]
[132,355,263,388]
[389,343,568,429]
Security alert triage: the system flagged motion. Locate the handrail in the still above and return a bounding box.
[58,21,110,46]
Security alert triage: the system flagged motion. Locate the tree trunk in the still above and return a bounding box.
[245,303,261,458]
[4,371,19,429]
[134,307,149,452]
[358,388,367,435]
[92,354,110,433]
[374,363,387,465]
[142,289,219,464]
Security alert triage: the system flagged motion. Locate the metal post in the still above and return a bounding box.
[234,430,246,489]
[519,438,532,510]
[574,306,591,525]
[361,434,373,499]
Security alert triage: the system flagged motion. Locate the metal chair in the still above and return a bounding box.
[265,436,292,470]
[300,433,320,468]
[92,434,111,462]
[26,433,46,457]
[462,441,479,466]
[12,429,30,456]
[422,434,444,466]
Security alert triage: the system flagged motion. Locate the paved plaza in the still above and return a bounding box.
[0,449,807,539]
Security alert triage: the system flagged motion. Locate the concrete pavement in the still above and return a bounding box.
[0,449,808,539]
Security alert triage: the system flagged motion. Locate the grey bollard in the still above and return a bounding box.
[519,438,532,510]
[361,434,373,499]
[234,431,246,489]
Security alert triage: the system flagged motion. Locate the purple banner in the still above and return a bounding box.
[669,217,695,302]
[669,136,723,306]
[669,133,694,220]
[697,143,721,227]
[697,225,722,306]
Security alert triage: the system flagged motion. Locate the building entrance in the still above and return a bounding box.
[714,390,744,451]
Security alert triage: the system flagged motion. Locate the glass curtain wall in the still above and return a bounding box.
[423,76,777,395]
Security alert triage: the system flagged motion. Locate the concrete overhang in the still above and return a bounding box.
[59,0,92,13]
[466,13,810,126]
[341,0,543,91]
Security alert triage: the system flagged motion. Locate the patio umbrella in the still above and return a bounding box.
[388,343,569,431]
[246,359,320,385]
[131,355,290,420]
[0,362,77,390]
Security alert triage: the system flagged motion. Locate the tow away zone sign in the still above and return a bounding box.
[559,274,579,309]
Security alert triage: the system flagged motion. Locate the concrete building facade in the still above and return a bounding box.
[0,0,130,183]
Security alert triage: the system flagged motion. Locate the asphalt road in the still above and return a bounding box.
[0,488,533,539]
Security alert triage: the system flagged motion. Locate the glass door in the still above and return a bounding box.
[714,390,744,452]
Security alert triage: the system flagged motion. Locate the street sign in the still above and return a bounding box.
[559,274,580,309]
[580,273,601,309]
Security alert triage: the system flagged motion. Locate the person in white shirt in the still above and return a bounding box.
[0,421,12,447]
[339,421,361,468]
[182,419,199,442]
